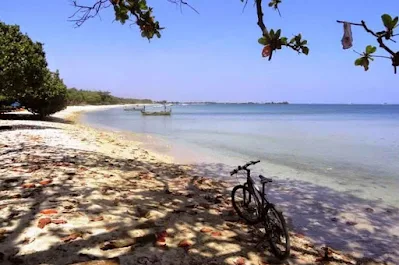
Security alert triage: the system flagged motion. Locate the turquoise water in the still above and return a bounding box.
[82,104,399,207]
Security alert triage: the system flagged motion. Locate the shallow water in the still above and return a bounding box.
[82,104,399,208]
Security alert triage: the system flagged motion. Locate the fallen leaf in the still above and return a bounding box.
[40,209,58,215]
[22,183,35,189]
[234,257,246,265]
[38,218,51,229]
[39,179,52,185]
[200,227,213,233]
[61,233,82,242]
[51,219,67,224]
[178,239,192,248]
[211,231,222,237]
[158,231,168,238]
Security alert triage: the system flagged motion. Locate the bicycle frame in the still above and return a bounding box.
[243,168,270,214]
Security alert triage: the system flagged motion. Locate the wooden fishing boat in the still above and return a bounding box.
[141,109,172,116]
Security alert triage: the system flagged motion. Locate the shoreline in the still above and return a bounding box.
[0,105,397,264]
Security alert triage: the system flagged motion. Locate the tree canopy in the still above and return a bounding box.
[69,0,399,73]
[0,22,48,98]
[0,21,68,117]
[22,70,68,117]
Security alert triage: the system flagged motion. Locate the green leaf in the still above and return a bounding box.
[393,16,399,27]
[366,45,377,54]
[382,14,393,29]
[280,37,288,45]
[268,2,274,7]
[258,37,267,45]
[354,58,363,66]
[301,40,307,45]
[275,29,281,38]
[270,29,275,38]
[355,57,370,71]
[301,46,309,55]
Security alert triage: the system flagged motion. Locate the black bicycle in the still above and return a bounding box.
[230,160,290,260]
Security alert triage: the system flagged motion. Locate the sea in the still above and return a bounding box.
[82,104,399,208]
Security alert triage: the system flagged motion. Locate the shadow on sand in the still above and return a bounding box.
[0,137,398,264]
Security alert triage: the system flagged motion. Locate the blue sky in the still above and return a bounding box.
[1,0,398,103]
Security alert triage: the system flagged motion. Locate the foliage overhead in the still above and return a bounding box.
[70,0,398,73]
[0,21,48,98]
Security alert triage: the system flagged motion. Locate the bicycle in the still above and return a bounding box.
[230,160,290,260]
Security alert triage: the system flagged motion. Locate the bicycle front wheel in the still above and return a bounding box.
[266,206,290,260]
[231,185,260,224]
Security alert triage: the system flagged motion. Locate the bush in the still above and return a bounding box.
[22,70,68,117]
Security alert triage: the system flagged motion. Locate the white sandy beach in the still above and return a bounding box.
[0,105,396,265]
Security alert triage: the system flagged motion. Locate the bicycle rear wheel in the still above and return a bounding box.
[265,206,290,260]
[231,185,260,224]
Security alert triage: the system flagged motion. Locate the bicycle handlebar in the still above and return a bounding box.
[230,160,260,176]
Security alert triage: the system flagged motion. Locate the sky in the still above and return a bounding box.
[0,0,398,103]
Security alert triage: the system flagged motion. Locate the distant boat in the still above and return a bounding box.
[141,109,172,116]
[124,106,144,111]
[141,105,172,116]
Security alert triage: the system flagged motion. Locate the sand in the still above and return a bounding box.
[0,105,395,265]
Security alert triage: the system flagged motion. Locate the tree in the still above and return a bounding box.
[22,70,68,117]
[0,21,48,99]
[0,21,68,117]
[69,0,399,73]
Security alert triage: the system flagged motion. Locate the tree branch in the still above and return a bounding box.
[371,54,392,59]
[167,0,199,14]
[255,0,267,35]
[69,0,111,27]
[242,0,249,13]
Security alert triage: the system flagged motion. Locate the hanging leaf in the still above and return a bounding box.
[258,37,268,45]
[270,29,275,38]
[301,46,309,55]
[382,14,393,29]
[393,16,399,28]
[354,58,363,66]
[365,45,377,54]
[355,57,370,71]
[275,29,281,38]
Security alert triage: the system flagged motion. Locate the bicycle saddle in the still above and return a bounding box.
[259,175,273,184]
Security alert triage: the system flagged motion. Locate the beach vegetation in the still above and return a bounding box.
[21,70,68,118]
[0,21,68,117]
[66,88,153,105]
